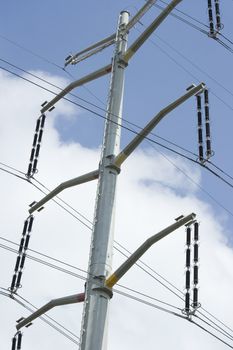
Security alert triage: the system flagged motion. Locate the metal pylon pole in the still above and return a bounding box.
[79,11,129,350]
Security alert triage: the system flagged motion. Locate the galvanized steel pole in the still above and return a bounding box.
[79,11,129,350]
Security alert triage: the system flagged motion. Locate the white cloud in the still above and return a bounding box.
[0,71,232,350]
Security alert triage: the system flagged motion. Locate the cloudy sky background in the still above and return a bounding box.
[1,1,233,349]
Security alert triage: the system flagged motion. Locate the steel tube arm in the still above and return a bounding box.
[29,169,99,214]
[16,293,85,330]
[114,83,205,167]
[106,213,196,288]
[41,64,112,113]
[64,34,116,66]
[125,0,157,32]
[64,0,156,67]
[123,0,183,63]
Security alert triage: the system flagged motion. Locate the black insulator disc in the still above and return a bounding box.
[194,243,199,262]
[22,220,28,236]
[32,133,38,147]
[194,265,199,285]
[14,256,21,273]
[35,119,40,132]
[10,274,17,291]
[186,227,191,246]
[186,270,191,289]
[16,271,22,288]
[185,292,190,312]
[28,216,34,232]
[24,235,30,250]
[186,249,191,268]
[194,222,199,241]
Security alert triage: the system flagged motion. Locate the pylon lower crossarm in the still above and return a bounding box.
[40,64,112,113]
[106,213,196,288]
[113,83,205,168]
[16,293,85,330]
[29,169,99,214]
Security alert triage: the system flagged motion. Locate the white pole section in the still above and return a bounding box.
[79,11,129,350]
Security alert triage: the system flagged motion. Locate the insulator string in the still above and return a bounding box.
[26,114,46,178]
[207,0,215,37]
[196,95,204,163]
[9,216,34,293]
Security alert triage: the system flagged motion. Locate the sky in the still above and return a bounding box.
[0,1,233,349]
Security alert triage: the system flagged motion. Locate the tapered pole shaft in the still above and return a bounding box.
[79,12,129,350]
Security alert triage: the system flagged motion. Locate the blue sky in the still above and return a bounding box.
[1,1,233,349]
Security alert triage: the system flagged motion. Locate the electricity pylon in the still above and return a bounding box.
[15,1,205,349]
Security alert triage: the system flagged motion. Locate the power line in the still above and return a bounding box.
[2,64,233,204]
[1,235,233,342]
[2,57,233,191]
[0,287,80,345]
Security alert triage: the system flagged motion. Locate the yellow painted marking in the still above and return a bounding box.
[105,274,118,288]
[123,49,134,63]
[114,152,127,167]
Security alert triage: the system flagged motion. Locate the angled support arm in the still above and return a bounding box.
[41,64,112,113]
[16,292,85,330]
[29,169,99,214]
[124,0,183,63]
[113,83,205,168]
[106,213,196,288]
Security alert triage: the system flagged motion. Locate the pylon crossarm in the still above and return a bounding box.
[16,293,85,331]
[40,64,112,113]
[64,34,116,67]
[123,0,183,63]
[124,0,157,33]
[113,83,205,168]
[64,0,157,67]
[105,213,196,288]
[29,169,99,214]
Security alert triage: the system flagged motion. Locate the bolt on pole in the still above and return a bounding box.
[79,11,129,350]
